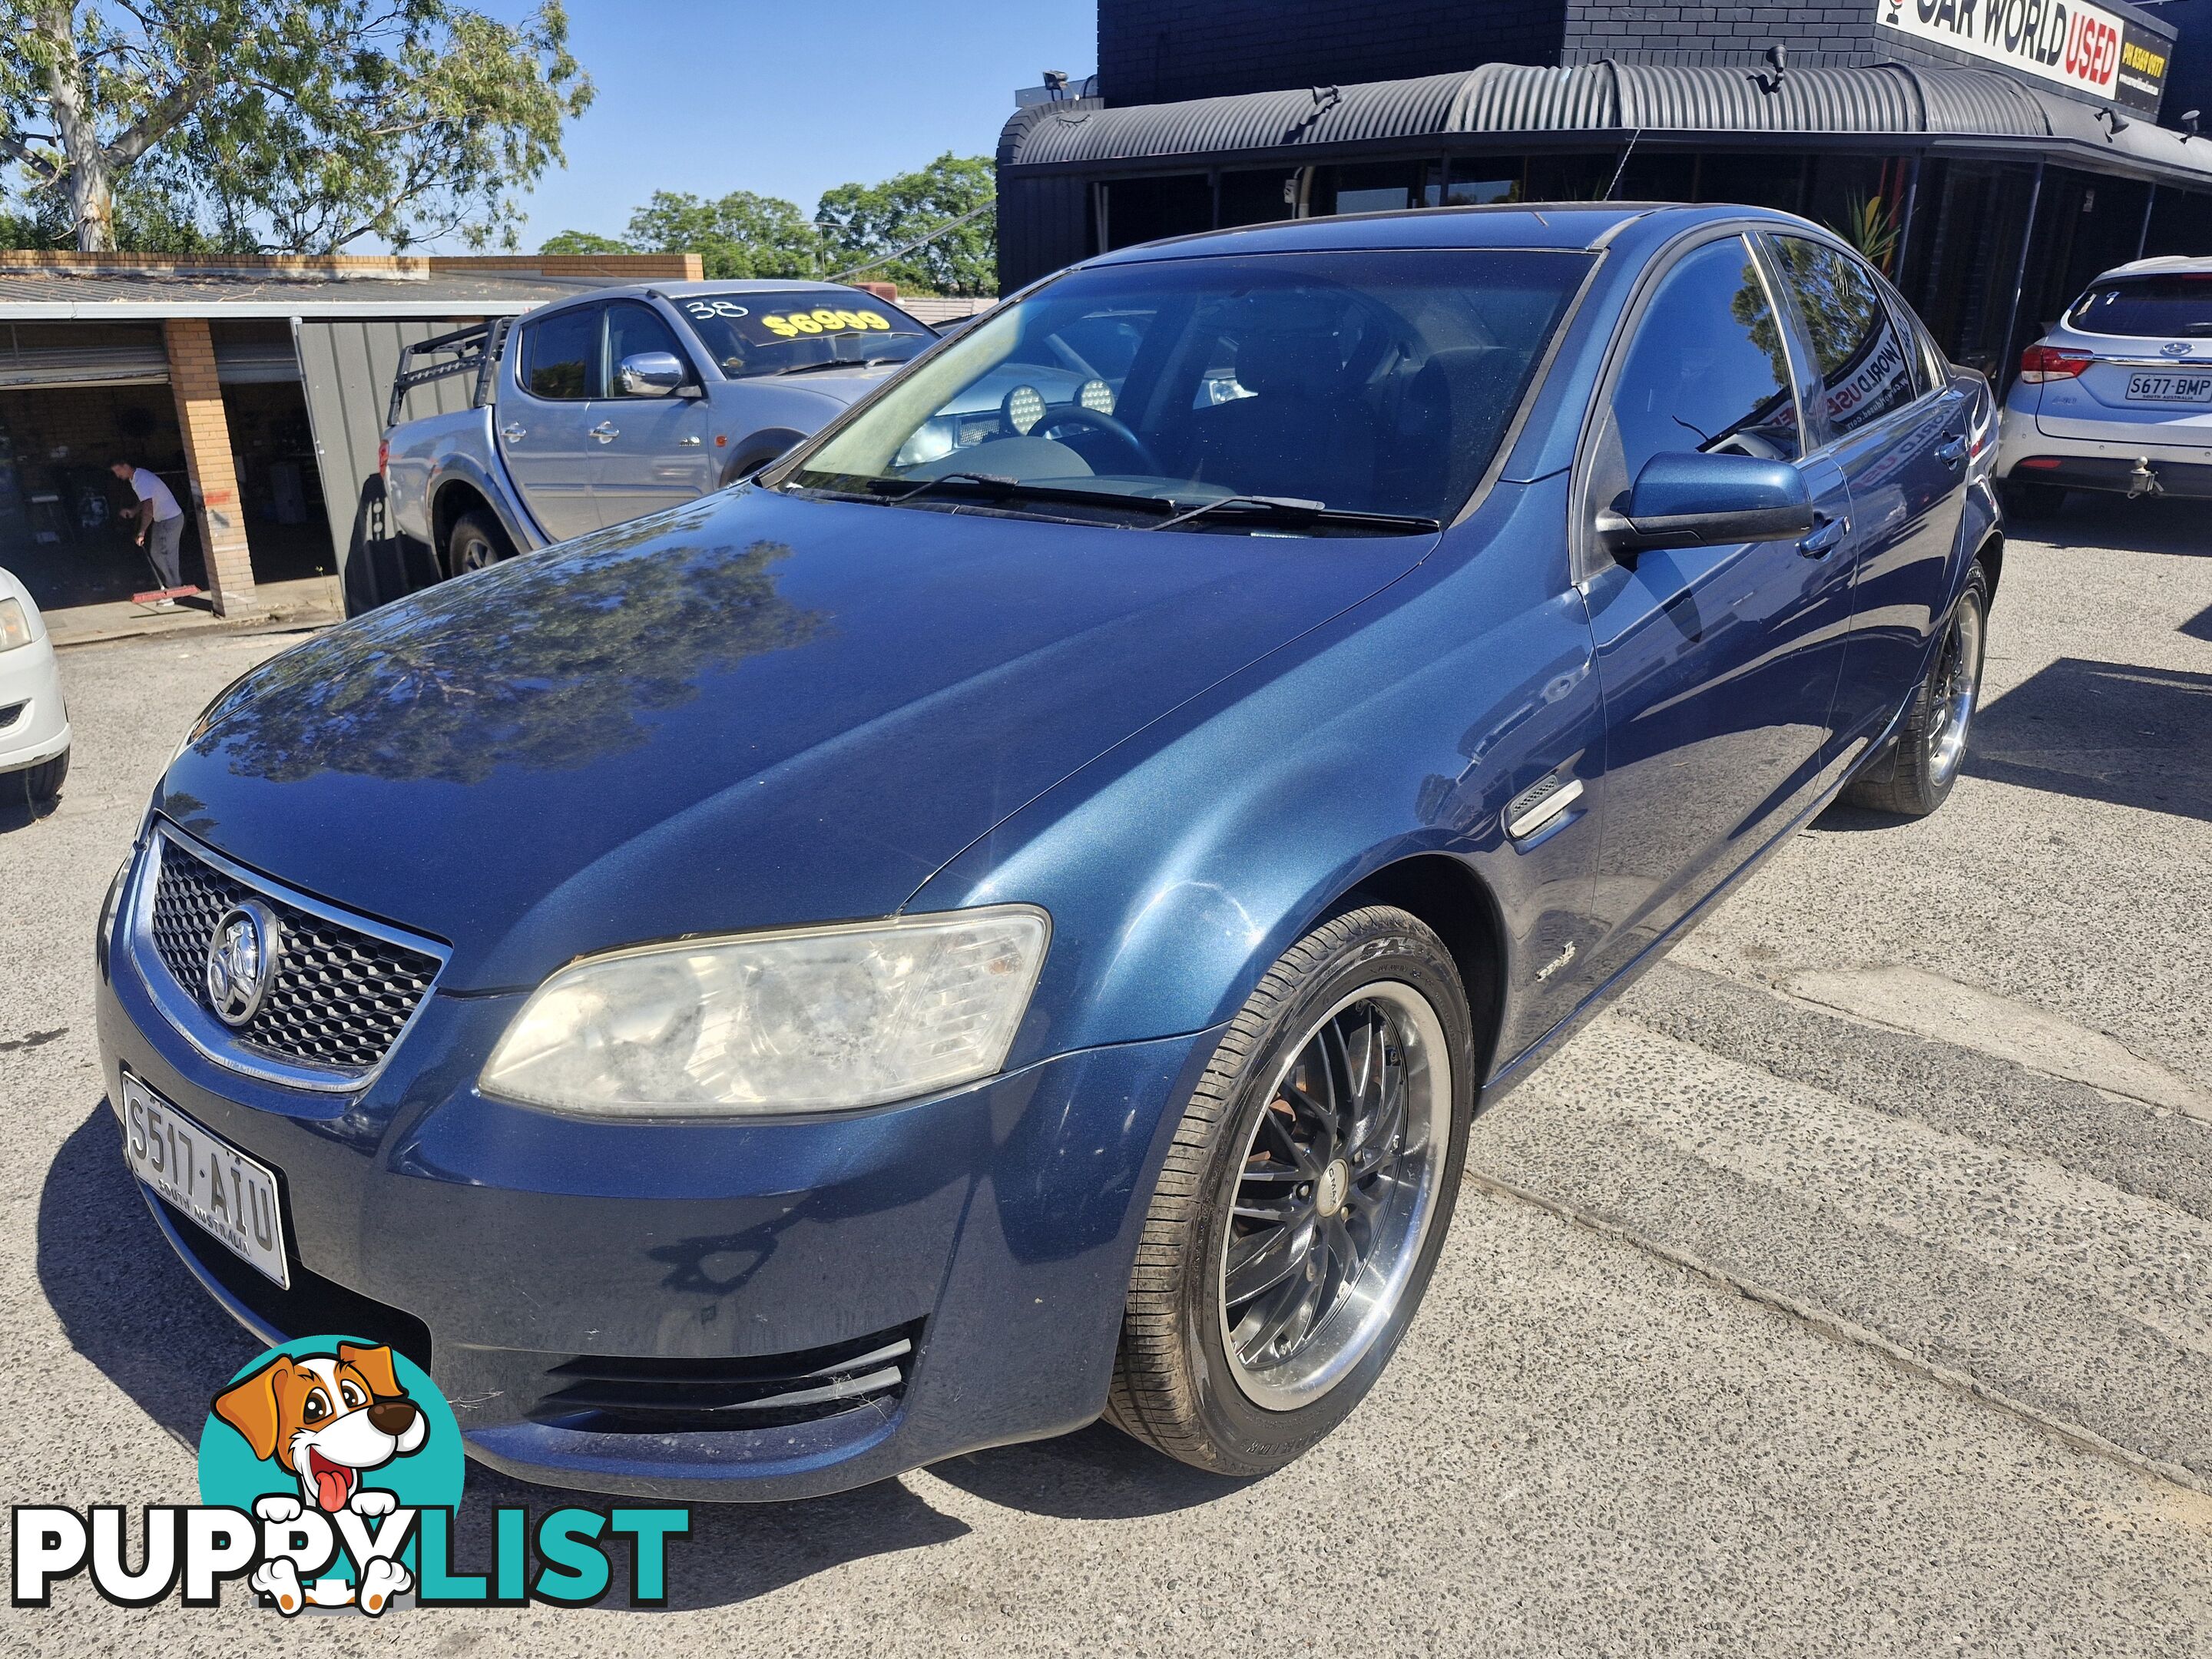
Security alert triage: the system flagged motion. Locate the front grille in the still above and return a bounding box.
[147,832,442,1075]
[528,1323,922,1434]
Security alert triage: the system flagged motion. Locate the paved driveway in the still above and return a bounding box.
[4,498,2209,1656]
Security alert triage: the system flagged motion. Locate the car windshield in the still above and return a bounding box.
[675,291,936,379]
[777,248,1594,531]
[2065,274,2212,338]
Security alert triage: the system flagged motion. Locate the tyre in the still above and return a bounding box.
[15,747,68,805]
[2001,478,2067,521]
[445,509,511,579]
[1107,905,1475,1475]
[1845,563,1990,818]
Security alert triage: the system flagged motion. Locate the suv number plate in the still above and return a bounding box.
[2125,373,2212,403]
[121,1071,290,1286]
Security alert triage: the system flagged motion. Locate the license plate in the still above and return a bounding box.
[2125,373,2212,403]
[121,1072,289,1287]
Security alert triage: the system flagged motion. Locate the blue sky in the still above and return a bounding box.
[484,0,1095,250]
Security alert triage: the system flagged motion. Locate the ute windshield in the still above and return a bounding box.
[776,248,1594,531]
[675,291,936,379]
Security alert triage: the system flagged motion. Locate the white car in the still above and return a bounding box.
[0,567,69,803]
[1995,255,2212,518]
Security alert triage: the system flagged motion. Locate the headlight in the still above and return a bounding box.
[0,598,31,652]
[479,906,1049,1117]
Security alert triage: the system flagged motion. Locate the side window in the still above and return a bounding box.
[520,306,601,400]
[1770,237,1919,438]
[606,302,690,396]
[1601,235,1802,509]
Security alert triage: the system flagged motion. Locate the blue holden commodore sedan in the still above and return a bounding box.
[98,203,1998,1498]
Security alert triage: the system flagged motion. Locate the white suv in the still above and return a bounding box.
[1995,255,2212,518]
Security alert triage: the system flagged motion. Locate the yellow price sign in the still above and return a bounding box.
[761,307,892,339]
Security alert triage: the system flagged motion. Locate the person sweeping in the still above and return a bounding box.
[110,457,188,609]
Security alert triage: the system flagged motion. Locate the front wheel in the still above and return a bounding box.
[1845,564,1989,818]
[1107,906,1475,1475]
[16,747,68,804]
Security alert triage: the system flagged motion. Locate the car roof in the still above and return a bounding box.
[1079,200,1817,268]
[580,279,899,302]
[2089,253,2212,283]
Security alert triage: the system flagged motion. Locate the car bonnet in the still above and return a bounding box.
[161,485,1435,990]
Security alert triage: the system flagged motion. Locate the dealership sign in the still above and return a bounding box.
[1876,0,2170,115]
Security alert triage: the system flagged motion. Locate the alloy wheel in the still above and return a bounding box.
[1926,590,1985,786]
[1217,980,1450,1410]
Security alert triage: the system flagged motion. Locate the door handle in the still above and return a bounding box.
[590,422,620,444]
[1935,435,1969,468]
[678,435,701,446]
[500,423,527,442]
[1798,513,1849,559]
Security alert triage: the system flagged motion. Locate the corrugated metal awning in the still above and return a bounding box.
[0,339,167,389]
[1003,59,2212,187]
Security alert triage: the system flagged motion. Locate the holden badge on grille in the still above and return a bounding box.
[204,899,280,1028]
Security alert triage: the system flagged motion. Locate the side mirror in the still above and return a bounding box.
[615,351,692,398]
[1594,451,1814,559]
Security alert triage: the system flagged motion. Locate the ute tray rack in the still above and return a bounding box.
[386,317,514,429]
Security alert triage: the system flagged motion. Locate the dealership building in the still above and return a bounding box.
[998,0,2212,381]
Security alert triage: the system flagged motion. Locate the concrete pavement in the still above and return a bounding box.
[2,495,2208,1655]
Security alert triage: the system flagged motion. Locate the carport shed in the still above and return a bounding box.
[0,251,700,618]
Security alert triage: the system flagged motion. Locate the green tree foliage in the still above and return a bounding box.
[542,154,997,296]
[0,0,593,253]
[627,189,820,280]
[817,153,995,296]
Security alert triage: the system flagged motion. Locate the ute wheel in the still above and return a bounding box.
[16,747,68,805]
[1846,564,1989,818]
[1107,905,1474,1476]
[445,509,511,579]
[2002,478,2067,521]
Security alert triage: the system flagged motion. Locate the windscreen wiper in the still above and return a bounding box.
[869,472,1181,517]
[1149,493,1441,535]
[776,356,906,376]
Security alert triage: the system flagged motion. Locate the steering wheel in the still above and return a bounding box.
[1035,403,1162,475]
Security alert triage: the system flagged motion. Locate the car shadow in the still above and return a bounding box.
[2017,495,2212,558]
[38,1102,1243,1611]
[2181,599,2212,645]
[1963,656,2212,824]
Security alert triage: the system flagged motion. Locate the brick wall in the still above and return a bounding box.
[1099,0,1567,105]
[163,319,255,614]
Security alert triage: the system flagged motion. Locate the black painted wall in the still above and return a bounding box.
[1096,0,2195,122]
[1098,0,1566,106]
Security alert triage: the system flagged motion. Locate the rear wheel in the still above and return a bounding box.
[1846,564,1989,818]
[2001,478,2067,521]
[445,509,511,579]
[1106,906,1474,1475]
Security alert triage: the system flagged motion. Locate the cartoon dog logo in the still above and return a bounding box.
[212,1341,427,1614]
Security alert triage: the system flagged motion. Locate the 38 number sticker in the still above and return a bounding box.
[761,308,892,338]
[684,300,750,320]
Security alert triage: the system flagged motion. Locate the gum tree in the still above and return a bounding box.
[0,0,593,253]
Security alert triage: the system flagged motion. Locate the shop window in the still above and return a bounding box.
[1438,159,1522,206]
[1319,163,1421,217]
[1699,154,1808,214]
[1218,170,1299,229]
[1895,161,2039,379]
[1524,153,1617,204]
[1103,175,1213,250]
[2144,187,2212,260]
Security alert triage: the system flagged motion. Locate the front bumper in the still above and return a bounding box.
[0,635,68,773]
[97,865,1217,1500]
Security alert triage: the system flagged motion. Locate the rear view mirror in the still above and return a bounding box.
[616,351,693,398]
[1596,451,1814,558]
